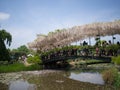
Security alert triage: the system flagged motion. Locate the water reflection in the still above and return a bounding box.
[9,80,36,90]
[69,72,104,85]
[0,82,8,90]
[7,70,114,90]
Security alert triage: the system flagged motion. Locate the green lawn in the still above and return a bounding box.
[0,62,42,73]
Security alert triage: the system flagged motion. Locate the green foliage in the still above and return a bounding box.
[48,29,66,35]
[0,29,12,46]
[102,67,120,89]
[11,45,30,55]
[95,37,100,46]
[106,44,120,52]
[27,55,41,64]
[102,68,118,85]
[41,45,81,56]
[10,51,26,60]
[10,45,32,60]
[112,55,120,65]
[40,43,119,60]
[86,59,104,64]
[0,62,42,73]
[17,45,29,54]
[114,73,120,88]
[0,29,12,61]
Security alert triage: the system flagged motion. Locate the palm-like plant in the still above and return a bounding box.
[0,29,12,61]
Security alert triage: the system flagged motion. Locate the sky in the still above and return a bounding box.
[0,0,120,49]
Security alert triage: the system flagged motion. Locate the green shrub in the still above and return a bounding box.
[114,73,120,88]
[102,67,118,85]
[106,44,120,52]
[86,59,103,64]
[112,55,120,65]
[27,55,42,64]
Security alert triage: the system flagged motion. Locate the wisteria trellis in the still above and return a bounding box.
[28,20,120,51]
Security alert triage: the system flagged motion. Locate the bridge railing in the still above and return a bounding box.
[41,48,112,64]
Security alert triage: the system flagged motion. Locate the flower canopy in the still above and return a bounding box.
[28,20,120,51]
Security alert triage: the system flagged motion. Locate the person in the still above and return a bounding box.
[109,40,112,45]
[83,41,88,46]
[96,47,99,56]
[21,55,26,63]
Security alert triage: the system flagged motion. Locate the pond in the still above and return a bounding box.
[69,72,104,85]
[0,69,114,90]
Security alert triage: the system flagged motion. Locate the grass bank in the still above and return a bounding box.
[102,67,120,89]
[0,62,42,73]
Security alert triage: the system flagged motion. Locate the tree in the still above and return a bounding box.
[0,29,12,61]
[17,45,29,54]
[10,45,30,60]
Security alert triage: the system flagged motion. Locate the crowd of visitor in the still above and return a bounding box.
[41,40,120,62]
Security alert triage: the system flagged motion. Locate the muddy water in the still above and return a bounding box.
[0,70,114,90]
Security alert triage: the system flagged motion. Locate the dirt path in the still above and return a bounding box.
[23,58,31,66]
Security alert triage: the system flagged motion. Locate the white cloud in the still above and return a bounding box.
[7,27,36,49]
[0,12,10,21]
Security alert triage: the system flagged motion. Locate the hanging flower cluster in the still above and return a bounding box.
[28,20,120,51]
